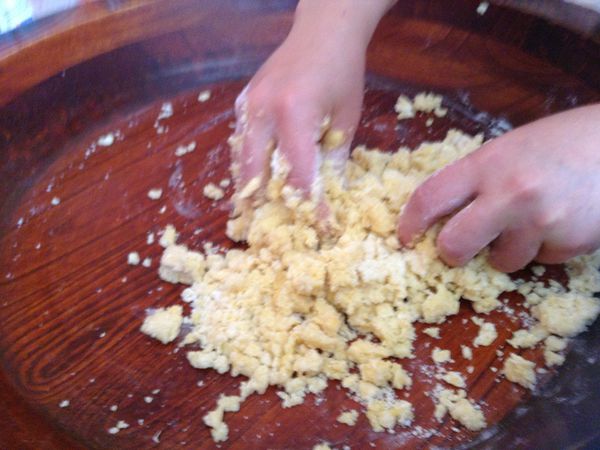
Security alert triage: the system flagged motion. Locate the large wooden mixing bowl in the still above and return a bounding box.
[1,1,599,448]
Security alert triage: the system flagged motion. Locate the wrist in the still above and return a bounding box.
[292,0,395,51]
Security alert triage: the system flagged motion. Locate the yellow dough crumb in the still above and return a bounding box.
[532,265,546,277]
[140,305,183,344]
[423,326,440,338]
[434,388,486,431]
[441,371,466,388]
[158,243,205,285]
[337,409,359,426]
[432,347,451,364]
[507,325,548,349]
[313,443,332,450]
[366,399,414,432]
[322,128,346,150]
[532,294,600,337]
[203,183,225,201]
[395,92,447,120]
[543,335,567,367]
[159,224,177,248]
[503,354,536,389]
[473,319,497,347]
[461,345,473,360]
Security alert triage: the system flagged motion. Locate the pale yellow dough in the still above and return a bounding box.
[337,409,359,426]
[143,119,600,442]
[503,354,536,389]
[140,305,183,344]
[203,182,225,200]
[434,388,486,431]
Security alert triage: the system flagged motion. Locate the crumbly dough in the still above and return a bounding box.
[144,118,600,442]
[532,294,600,337]
[507,325,548,349]
[543,335,567,367]
[461,345,473,360]
[313,443,332,450]
[203,183,225,201]
[434,388,486,431]
[503,354,536,389]
[472,319,497,347]
[337,409,359,426]
[441,371,466,388]
[158,244,205,285]
[395,92,447,120]
[140,306,183,344]
[159,224,177,248]
[423,327,440,339]
[532,265,546,277]
[432,347,452,364]
[366,399,413,432]
[322,128,346,151]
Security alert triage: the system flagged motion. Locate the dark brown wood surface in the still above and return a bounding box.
[0,1,599,449]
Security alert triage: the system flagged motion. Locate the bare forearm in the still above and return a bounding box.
[292,0,397,51]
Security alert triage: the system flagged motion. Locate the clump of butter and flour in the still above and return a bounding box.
[141,107,600,442]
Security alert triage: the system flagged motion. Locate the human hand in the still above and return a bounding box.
[397,104,600,272]
[232,0,396,197]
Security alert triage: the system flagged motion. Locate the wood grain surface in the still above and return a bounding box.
[0,1,599,449]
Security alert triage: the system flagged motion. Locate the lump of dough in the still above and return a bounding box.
[337,409,359,426]
[366,399,414,432]
[434,388,486,431]
[158,244,205,285]
[533,295,600,337]
[441,371,466,388]
[507,325,548,349]
[503,353,536,389]
[140,305,183,344]
[432,347,451,364]
[473,320,497,347]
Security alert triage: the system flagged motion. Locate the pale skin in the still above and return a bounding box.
[234,0,600,272]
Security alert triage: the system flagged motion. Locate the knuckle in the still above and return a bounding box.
[436,232,465,266]
[531,209,562,230]
[273,89,303,118]
[507,173,543,204]
[245,87,269,112]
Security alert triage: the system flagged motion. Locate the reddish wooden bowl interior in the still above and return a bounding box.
[0,1,599,449]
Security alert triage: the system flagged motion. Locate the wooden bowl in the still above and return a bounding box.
[1,1,599,448]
